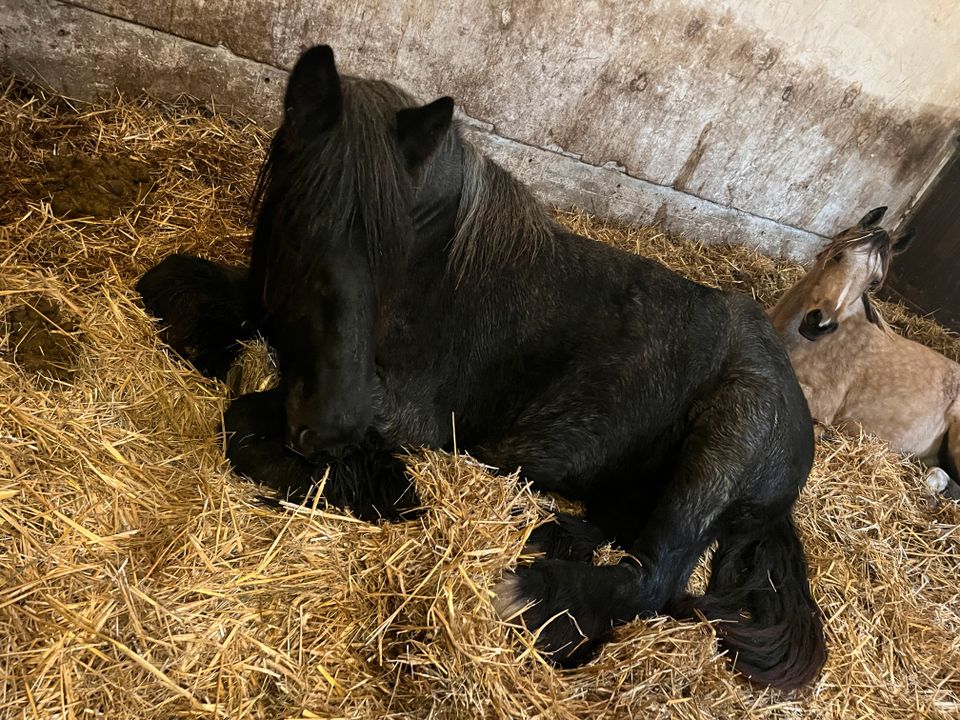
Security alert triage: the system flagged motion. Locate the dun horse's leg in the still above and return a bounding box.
[136,254,251,379]
[224,389,419,521]
[924,467,955,496]
[939,418,960,500]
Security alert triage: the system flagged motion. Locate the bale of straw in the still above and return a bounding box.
[1,81,959,719]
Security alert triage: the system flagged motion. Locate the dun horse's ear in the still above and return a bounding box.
[892,228,915,255]
[396,97,455,168]
[858,206,887,229]
[284,45,342,141]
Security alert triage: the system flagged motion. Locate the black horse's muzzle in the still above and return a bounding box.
[287,424,366,462]
[799,309,839,341]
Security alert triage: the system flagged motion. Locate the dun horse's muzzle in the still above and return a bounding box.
[799,309,839,341]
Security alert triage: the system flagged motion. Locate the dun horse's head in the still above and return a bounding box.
[249,45,456,458]
[795,207,913,341]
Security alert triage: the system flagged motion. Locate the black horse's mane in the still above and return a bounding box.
[252,76,555,291]
[449,140,555,284]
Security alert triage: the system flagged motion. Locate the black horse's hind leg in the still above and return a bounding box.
[495,380,824,688]
[224,389,420,521]
[136,254,251,379]
[525,513,614,563]
[495,483,721,667]
[495,433,735,666]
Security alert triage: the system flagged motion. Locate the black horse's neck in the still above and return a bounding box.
[407,127,557,290]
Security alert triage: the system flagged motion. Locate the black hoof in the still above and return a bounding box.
[494,559,635,666]
[526,513,612,562]
[136,254,249,378]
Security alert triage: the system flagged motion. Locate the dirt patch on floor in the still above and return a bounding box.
[40,152,153,218]
[3,297,81,382]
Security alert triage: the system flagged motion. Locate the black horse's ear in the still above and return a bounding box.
[396,97,455,168]
[284,45,341,141]
[892,228,915,255]
[858,206,887,228]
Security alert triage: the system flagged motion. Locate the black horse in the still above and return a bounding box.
[138,45,825,690]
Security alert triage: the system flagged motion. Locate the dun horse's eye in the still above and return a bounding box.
[830,252,844,264]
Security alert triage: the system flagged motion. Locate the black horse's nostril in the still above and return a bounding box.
[287,425,321,457]
[804,309,822,327]
[298,426,318,450]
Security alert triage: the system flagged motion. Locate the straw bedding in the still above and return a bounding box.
[2,81,959,719]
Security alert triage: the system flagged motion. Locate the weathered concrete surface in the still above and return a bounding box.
[55,0,960,236]
[0,0,286,118]
[0,0,816,260]
[464,122,819,259]
[0,0,827,258]
[3,0,959,257]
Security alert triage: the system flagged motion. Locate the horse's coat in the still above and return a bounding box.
[138,45,825,689]
[769,207,960,498]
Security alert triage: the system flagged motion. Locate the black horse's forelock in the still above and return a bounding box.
[251,78,417,311]
[251,75,556,299]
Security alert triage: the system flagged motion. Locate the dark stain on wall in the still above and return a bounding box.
[674,121,713,190]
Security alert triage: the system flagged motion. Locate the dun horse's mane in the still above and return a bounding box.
[815,229,894,333]
[252,76,555,292]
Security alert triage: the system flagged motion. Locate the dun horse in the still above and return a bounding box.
[138,45,825,689]
[769,207,960,498]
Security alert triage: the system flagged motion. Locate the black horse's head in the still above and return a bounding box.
[249,45,458,458]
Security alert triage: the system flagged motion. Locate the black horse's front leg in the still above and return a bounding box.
[136,253,251,379]
[224,389,420,521]
[525,513,613,563]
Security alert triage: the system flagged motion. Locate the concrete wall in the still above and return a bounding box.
[2,0,959,260]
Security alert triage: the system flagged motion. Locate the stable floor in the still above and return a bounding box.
[1,82,959,719]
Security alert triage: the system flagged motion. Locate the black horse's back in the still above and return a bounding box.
[137,45,825,691]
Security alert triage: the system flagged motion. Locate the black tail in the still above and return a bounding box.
[669,514,825,690]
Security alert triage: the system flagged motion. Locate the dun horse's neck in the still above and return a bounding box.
[768,276,815,346]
